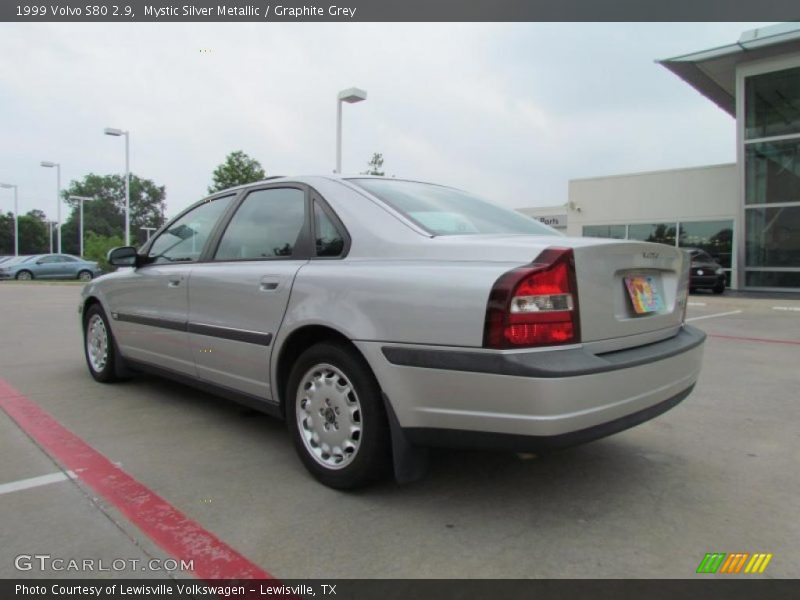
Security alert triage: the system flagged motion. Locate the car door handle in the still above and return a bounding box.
[259,276,281,292]
[168,277,182,287]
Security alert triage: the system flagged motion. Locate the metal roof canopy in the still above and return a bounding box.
[658,22,800,116]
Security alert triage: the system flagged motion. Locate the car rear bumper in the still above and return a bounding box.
[691,274,725,288]
[355,324,705,444]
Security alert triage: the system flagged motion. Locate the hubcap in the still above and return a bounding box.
[296,363,363,470]
[18,271,31,280]
[79,271,92,281]
[86,314,109,373]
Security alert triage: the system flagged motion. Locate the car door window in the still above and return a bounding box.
[313,201,345,257]
[39,255,58,264]
[148,196,233,264]
[214,188,306,260]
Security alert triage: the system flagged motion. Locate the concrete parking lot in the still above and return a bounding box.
[0,283,798,579]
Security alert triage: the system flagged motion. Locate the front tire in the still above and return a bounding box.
[15,270,33,281]
[83,304,123,383]
[713,281,725,294]
[286,342,391,489]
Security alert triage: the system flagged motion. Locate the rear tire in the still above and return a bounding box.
[15,270,33,281]
[286,342,392,489]
[77,270,93,282]
[83,304,124,383]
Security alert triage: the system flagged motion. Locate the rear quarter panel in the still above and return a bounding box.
[277,260,517,347]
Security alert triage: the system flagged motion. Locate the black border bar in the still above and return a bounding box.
[2,579,798,600]
[3,1,800,22]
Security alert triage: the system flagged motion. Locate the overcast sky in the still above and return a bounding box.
[0,22,771,221]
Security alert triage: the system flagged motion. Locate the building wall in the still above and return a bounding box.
[518,163,740,286]
[565,163,737,237]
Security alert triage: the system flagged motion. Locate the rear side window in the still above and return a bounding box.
[148,195,233,264]
[350,178,556,236]
[215,188,306,260]
[314,202,345,257]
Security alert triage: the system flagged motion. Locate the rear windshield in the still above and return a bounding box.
[349,179,557,236]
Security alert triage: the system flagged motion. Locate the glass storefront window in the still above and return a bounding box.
[678,220,734,269]
[582,225,626,239]
[745,139,800,205]
[745,66,800,139]
[745,271,800,288]
[745,205,800,268]
[627,223,676,246]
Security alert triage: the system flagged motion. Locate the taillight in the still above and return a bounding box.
[483,247,580,349]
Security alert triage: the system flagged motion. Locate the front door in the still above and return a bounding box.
[105,195,234,376]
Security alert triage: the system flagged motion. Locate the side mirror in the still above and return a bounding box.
[108,246,139,267]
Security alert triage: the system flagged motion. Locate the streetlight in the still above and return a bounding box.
[70,195,94,258]
[104,127,130,246]
[335,87,367,174]
[0,183,18,256]
[40,161,61,253]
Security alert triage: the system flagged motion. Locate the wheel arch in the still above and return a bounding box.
[273,324,368,418]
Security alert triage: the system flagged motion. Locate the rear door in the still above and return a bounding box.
[187,185,311,400]
[57,255,80,278]
[105,194,235,375]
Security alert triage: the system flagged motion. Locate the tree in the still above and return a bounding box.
[83,231,125,273]
[208,151,266,193]
[18,211,49,254]
[60,173,167,253]
[0,212,12,255]
[362,153,385,176]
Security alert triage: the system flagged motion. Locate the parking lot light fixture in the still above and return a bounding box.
[0,183,18,256]
[335,87,367,174]
[104,127,131,246]
[70,195,95,258]
[40,161,62,253]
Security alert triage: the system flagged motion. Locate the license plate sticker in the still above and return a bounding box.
[624,275,665,315]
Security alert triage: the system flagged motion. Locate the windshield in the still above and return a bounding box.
[350,179,557,237]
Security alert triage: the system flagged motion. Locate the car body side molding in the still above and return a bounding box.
[115,313,273,346]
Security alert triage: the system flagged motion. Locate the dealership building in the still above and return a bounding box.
[520,23,800,291]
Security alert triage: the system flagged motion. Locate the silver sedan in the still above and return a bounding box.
[79,176,704,488]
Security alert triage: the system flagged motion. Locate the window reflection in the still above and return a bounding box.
[745,66,800,139]
[745,139,800,205]
[627,223,676,246]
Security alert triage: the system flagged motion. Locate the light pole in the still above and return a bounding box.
[104,127,130,246]
[141,226,156,241]
[0,183,18,256]
[70,195,94,258]
[335,87,367,174]
[48,221,54,253]
[40,161,61,253]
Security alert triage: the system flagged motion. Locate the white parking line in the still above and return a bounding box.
[773,306,800,312]
[687,302,707,307]
[686,309,743,322]
[0,471,75,496]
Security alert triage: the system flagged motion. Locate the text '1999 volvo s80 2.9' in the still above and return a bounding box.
[79,176,705,488]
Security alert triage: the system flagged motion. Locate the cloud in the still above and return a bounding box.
[0,22,769,221]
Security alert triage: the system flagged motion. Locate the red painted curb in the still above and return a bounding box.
[709,333,800,346]
[0,378,273,581]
